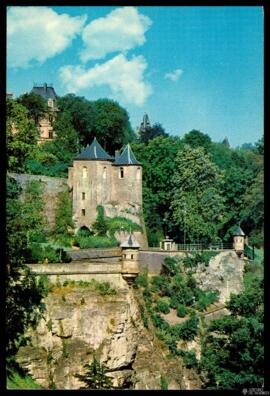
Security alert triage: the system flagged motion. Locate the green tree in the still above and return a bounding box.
[92,206,108,236]
[182,130,212,152]
[75,356,114,389]
[200,277,264,390]
[92,99,135,153]
[132,136,183,245]
[6,98,39,172]
[21,180,47,244]
[17,92,48,125]
[57,94,97,146]
[6,176,47,372]
[54,191,74,246]
[139,122,168,143]
[171,146,225,243]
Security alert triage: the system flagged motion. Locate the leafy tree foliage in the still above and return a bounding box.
[26,111,79,177]
[6,176,48,371]
[139,122,168,143]
[182,130,212,152]
[92,205,108,236]
[75,356,114,389]
[92,99,135,153]
[17,92,48,124]
[132,136,183,245]
[56,94,96,146]
[200,277,264,390]
[53,191,74,246]
[6,98,39,172]
[171,146,225,243]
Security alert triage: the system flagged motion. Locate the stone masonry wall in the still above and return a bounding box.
[10,173,68,229]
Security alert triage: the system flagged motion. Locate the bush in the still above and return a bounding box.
[196,290,219,312]
[74,235,118,249]
[106,216,142,236]
[170,312,199,341]
[25,243,71,263]
[176,304,187,317]
[156,298,170,314]
[135,268,148,288]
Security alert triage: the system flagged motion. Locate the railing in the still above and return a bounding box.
[176,242,233,251]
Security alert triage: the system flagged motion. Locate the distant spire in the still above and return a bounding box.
[140,113,151,133]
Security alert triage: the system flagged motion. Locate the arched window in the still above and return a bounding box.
[103,167,107,179]
[131,254,134,260]
[82,166,87,179]
[82,209,86,216]
[119,167,124,179]
[136,167,141,180]
[82,192,86,200]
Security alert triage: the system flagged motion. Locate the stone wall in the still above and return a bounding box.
[27,262,127,290]
[139,250,187,273]
[10,173,68,229]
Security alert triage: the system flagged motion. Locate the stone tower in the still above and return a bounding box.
[68,138,147,247]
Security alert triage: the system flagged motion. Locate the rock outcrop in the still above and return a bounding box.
[193,251,244,303]
[16,285,193,390]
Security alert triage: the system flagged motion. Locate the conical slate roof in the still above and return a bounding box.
[114,144,141,165]
[75,137,113,161]
[233,225,245,236]
[120,233,140,248]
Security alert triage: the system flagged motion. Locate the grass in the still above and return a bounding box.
[51,279,117,296]
[7,371,43,390]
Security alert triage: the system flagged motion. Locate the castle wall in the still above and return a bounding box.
[10,173,68,229]
[111,165,142,205]
[70,160,113,230]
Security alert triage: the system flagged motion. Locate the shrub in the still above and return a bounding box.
[135,268,148,288]
[92,206,108,236]
[97,282,117,296]
[74,235,118,249]
[162,256,179,276]
[156,298,170,314]
[160,375,168,390]
[176,304,187,318]
[196,290,219,312]
[25,243,71,263]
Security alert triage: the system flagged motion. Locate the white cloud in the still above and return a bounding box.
[7,7,87,68]
[59,54,152,106]
[80,7,152,62]
[165,68,183,81]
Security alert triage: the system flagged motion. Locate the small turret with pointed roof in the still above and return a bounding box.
[121,232,140,284]
[114,144,141,166]
[233,224,246,257]
[75,137,113,161]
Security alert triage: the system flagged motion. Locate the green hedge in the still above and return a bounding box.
[74,235,118,249]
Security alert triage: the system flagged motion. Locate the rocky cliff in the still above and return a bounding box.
[16,284,198,390]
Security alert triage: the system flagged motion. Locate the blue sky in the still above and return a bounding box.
[7,6,263,147]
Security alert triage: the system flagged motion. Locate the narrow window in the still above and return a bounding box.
[82,166,87,179]
[120,167,124,179]
[82,192,85,200]
[103,167,107,179]
[82,209,86,216]
[48,131,53,139]
[136,167,140,180]
[131,254,134,260]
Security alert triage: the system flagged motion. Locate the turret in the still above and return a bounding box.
[233,225,246,257]
[120,233,140,284]
[112,144,142,205]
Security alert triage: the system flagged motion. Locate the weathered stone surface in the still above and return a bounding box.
[193,251,244,303]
